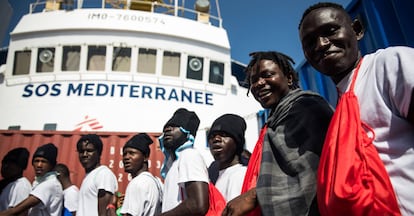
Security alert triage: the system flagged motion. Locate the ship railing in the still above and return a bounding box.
[29,0,223,27]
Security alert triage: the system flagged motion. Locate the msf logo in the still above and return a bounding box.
[74,116,103,131]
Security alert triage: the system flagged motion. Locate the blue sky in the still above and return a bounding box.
[2,0,352,66]
[219,0,352,65]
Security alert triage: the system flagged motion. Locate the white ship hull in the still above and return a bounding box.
[0,1,263,158]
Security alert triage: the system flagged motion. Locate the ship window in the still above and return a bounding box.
[209,61,224,85]
[62,46,80,71]
[162,51,180,77]
[8,125,21,130]
[112,47,131,72]
[43,123,57,130]
[13,50,31,75]
[186,56,203,80]
[36,47,55,73]
[87,46,106,71]
[138,48,156,74]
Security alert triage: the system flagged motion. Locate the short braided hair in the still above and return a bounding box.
[298,2,348,30]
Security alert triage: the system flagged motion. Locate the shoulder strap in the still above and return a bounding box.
[349,58,363,92]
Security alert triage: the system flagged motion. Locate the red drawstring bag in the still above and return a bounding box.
[206,182,226,216]
[317,59,401,216]
[240,124,268,216]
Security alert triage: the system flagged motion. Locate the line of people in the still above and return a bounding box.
[0,108,249,216]
[1,1,414,215]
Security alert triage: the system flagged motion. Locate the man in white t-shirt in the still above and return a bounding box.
[0,147,32,215]
[159,108,209,216]
[55,163,79,216]
[299,2,414,215]
[208,114,247,202]
[0,143,64,216]
[120,133,163,216]
[76,134,118,216]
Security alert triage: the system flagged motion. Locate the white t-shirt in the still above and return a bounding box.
[0,177,31,211]
[337,46,414,215]
[161,148,209,212]
[29,173,63,216]
[63,185,79,213]
[77,165,118,216]
[120,171,163,216]
[215,164,247,202]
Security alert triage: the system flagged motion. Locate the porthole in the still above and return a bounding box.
[189,57,202,71]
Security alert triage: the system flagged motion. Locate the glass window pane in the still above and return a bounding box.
[62,46,80,71]
[162,51,180,77]
[87,46,106,71]
[186,56,203,80]
[37,47,55,73]
[137,48,156,74]
[112,47,131,72]
[13,51,31,75]
[209,61,224,85]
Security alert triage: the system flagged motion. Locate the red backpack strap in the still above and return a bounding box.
[240,124,267,216]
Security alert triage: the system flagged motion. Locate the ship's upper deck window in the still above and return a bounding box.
[138,48,156,74]
[186,56,203,81]
[37,47,55,73]
[13,50,31,75]
[112,47,131,72]
[209,60,224,85]
[10,46,228,87]
[62,46,81,71]
[87,46,106,71]
[162,51,180,77]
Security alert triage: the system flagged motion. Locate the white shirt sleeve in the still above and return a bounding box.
[96,167,118,193]
[378,46,414,117]
[177,149,209,184]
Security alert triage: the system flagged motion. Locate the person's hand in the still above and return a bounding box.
[222,188,257,216]
[113,191,124,209]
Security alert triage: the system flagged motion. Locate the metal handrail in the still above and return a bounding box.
[29,0,223,28]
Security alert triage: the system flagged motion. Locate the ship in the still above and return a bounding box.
[0,0,264,192]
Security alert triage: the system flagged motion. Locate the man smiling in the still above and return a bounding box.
[299,2,414,215]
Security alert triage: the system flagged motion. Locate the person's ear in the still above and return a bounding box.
[287,73,294,87]
[352,19,364,41]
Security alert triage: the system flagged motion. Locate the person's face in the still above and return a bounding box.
[77,142,100,173]
[122,147,146,177]
[1,161,23,179]
[249,59,292,109]
[32,157,53,177]
[209,132,238,169]
[300,7,363,83]
[162,125,187,151]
